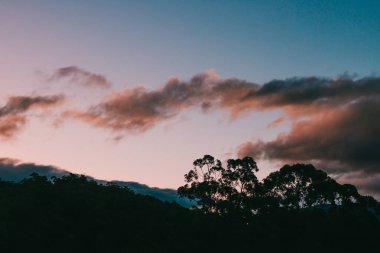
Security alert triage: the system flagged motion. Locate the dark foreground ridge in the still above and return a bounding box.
[0,159,193,207]
[0,156,379,253]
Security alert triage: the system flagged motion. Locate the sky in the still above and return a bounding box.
[0,0,380,199]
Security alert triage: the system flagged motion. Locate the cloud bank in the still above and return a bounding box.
[61,71,380,198]
[235,76,380,198]
[238,98,380,173]
[6,69,379,199]
[0,95,65,139]
[49,66,112,88]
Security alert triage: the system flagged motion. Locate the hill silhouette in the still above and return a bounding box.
[0,156,378,253]
[0,158,193,207]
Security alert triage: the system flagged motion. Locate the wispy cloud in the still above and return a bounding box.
[0,95,65,139]
[0,95,65,117]
[0,115,26,140]
[63,70,259,135]
[266,117,285,128]
[48,66,112,88]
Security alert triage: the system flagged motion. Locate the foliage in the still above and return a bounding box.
[178,155,263,219]
[179,155,380,219]
[262,164,371,210]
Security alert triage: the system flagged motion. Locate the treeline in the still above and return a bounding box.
[178,156,379,218]
[0,158,378,252]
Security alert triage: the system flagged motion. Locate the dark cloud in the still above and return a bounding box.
[236,76,380,199]
[333,172,380,200]
[0,158,192,207]
[0,158,68,181]
[49,66,111,88]
[238,97,380,174]
[0,95,65,117]
[244,76,380,110]
[0,95,65,139]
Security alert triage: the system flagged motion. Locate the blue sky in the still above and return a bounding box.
[2,0,379,87]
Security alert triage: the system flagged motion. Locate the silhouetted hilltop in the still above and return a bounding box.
[0,174,245,253]
[0,158,192,207]
[0,172,377,252]
[0,157,379,252]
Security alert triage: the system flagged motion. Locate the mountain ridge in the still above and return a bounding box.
[0,158,193,207]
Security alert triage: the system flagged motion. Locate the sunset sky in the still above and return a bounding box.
[1,1,380,199]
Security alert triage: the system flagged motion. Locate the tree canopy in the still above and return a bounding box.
[178,155,379,220]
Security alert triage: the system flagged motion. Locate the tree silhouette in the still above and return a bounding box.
[179,156,380,217]
[262,164,341,210]
[178,155,263,219]
[262,164,378,211]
